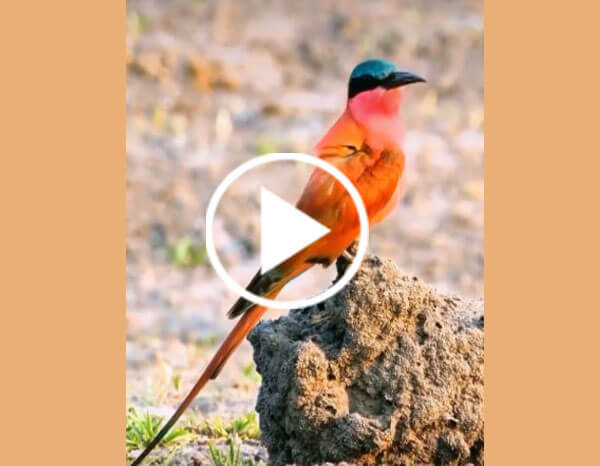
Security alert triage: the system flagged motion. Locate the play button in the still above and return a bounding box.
[260,187,330,272]
[205,153,369,310]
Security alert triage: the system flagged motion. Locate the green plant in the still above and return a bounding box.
[202,412,260,441]
[203,417,229,439]
[169,237,207,267]
[229,412,260,440]
[171,373,181,391]
[242,362,262,384]
[208,436,264,466]
[255,137,279,155]
[195,333,218,348]
[126,406,192,452]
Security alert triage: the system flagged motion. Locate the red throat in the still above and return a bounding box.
[348,87,405,152]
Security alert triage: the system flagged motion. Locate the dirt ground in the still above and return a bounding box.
[126,0,483,463]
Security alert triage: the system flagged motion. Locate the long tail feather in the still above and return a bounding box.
[130,305,267,466]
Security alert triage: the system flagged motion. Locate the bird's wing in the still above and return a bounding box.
[295,147,369,228]
[295,108,371,228]
[229,111,367,318]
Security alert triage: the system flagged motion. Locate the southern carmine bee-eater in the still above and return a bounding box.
[131,59,425,465]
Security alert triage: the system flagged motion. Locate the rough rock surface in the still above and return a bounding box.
[248,255,484,466]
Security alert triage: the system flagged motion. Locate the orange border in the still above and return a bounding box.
[2,1,599,464]
[485,2,599,464]
[1,1,125,465]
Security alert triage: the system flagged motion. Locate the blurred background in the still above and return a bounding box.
[126,0,482,462]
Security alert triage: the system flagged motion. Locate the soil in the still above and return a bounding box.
[250,254,483,465]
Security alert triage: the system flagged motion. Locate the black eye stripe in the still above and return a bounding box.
[348,75,381,98]
[348,74,398,98]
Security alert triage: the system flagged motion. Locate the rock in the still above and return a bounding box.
[248,254,483,466]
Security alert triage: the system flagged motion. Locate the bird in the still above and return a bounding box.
[130,58,425,465]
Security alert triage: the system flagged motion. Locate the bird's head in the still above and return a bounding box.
[348,59,425,113]
[347,59,425,149]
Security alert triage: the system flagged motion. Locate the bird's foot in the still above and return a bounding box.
[335,240,360,281]
[341,250,355,262]
[344,240,359,261]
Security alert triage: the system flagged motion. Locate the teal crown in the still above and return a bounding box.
[350,59,397,81]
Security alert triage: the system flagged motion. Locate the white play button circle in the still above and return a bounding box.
[205,153,369,310]
[260,187,331,272]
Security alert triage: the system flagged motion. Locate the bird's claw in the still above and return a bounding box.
[334,240,360,281]
[341,250,355,263]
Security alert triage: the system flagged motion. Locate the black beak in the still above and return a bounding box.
[383,70,426,89]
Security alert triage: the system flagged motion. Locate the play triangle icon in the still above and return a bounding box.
[260,187,330,272]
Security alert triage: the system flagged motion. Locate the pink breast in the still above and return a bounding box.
[348,87,405,152]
